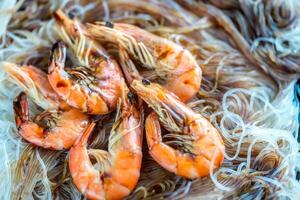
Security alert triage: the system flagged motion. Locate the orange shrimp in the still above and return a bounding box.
[48,10,123,114]
[69,84,143,199]
[3,62,69,110]
[48,40,123,115]
[13,92,89,150]
[88,22,202,102]
[131,79,224,179]
[4,63,89,150]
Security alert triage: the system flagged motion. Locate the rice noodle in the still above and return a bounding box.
[0,0,299,199]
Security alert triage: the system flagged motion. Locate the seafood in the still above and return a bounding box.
[131,79,224,179]
[4,63,89,150]
[69,84,143,199]
[3,62,69,110]
[48,40,122,115]
[48,10,123,114]
[13,92,89,150]
[87,22,202,102]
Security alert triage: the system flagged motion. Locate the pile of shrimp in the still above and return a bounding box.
[0,0,299,199]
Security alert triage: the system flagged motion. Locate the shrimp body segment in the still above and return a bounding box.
[13,92,89,150]
[69,86,143,200]
[48,41,122,115]
[131,80,224,179]
[88,22,202,102]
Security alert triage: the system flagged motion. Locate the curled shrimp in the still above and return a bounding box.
[69,84,143,199]
[131,79,224,179]
[4,63,89,150]
[48,10,123,114]
[87,22,202,102]
[48,40,122,115]
[13,92,89,150]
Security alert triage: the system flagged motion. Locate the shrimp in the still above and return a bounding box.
[48,40,122,115]
[131,79,224,179]
[48,10,123,114]
[69,84,143,199]
[13,92,89,150]
[4,62,89,150]
[87,22,202,102]
[2,62,68,110]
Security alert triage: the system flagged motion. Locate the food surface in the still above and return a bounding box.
[0,0,299,199]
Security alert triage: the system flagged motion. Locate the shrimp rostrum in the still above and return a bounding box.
[6,64,89,150]
[69,84,143,200]
[131,79,224,179]
[88,22,202,102]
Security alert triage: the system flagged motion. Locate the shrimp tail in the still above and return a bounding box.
[49,41,66,73]
[13,92,29,129]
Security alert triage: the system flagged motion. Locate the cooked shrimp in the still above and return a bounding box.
[48,40,123,115]
[13,92,89,150]
[131,79,224,179]
[48,10,123,114]
[3,62,68,110]
[5,63,89,150]
[87,22,202,102]
[69,84,143,199]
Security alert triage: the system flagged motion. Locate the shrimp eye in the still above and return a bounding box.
[127,92,136,103]
[105,21,114,28]
[68,11,75,19]
[142,79,151,85]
